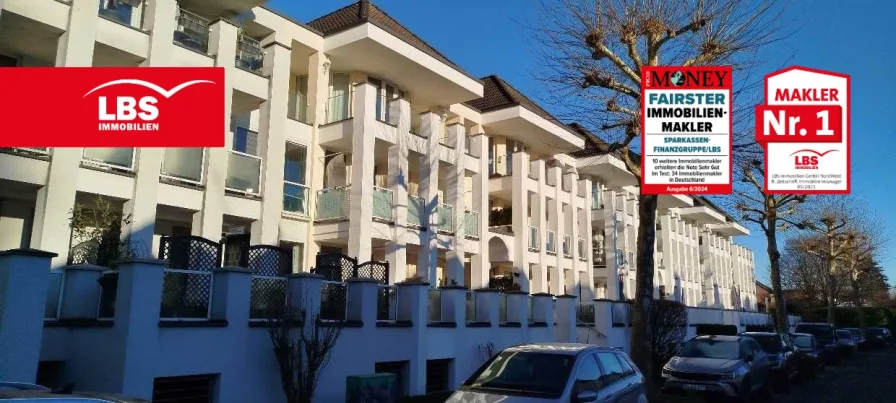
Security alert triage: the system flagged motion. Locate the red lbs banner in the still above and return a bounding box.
[754,66,850,194]
[0,67,225,147]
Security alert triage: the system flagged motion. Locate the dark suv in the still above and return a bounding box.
[794,322,840,364]
[662,335,773,402]
[740,332,799,392]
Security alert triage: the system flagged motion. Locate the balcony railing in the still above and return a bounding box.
[562,234,572,257]
[373,186,393,221]
[225,150,262,195]
[407,195,424,228]
[82,148,135,171]
[528,226,539,251]
[283,182,309,216]
[546,231,557,254]
[437,203,455,234]
[316,186,350,221]
[325,91,353,124]
[576,302,595,325]
[464,210,479,239]
[287,92,310,124]
[3,147,49,157]
[174,8,210,54]
[594,252,607,267]
[320,280,347,321]
[160,148,205,185]
[578,238,587,261]
[235,33,264,74]
[98,0,143,28]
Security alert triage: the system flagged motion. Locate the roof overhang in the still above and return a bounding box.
[481,106,585,154]
[707,222,750,237]
[181,0,269,19]
[576,154,637,188]
[658,194,694,210]
[678,206,727,225]
[323,23,482,108]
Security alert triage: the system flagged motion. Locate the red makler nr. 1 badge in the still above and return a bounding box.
[0,67,225,147]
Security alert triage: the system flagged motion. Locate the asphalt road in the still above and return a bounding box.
[773,346,896,403]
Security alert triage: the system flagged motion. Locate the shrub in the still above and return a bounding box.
[649,300,688,384]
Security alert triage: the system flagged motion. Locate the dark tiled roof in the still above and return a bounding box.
[566,123,641,164]
[464,75,582,139]
[306,1,476,81]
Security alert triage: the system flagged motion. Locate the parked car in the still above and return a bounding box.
[840,328,866,350]
[794,322,840,364]
[835,329,858,357]
[739,332,799,392]
[0,382,52,392]
[0,390,148,402]
[789,333,825,380]
[864,327,893,347]
[661,335,773,402]
[448,343,648,403]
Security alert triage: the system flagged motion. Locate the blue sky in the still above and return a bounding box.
[267,0,896,286]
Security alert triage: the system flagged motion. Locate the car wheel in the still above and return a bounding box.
[760,378,774,401]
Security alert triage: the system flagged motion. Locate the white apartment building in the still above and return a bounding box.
[0,0,755,310]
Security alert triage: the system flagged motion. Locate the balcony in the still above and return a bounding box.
[407,196,424,228]
[160,148,205,185]
[97,0,144,29]
[437,203,455,234]
[283,182,309,216]
[287,92,310,124]
[546,231,557,254]
[578,238,587,261]
[173,8,210,54]
[235,33,264,74]
[82,148,135,171]
[594,252,607,267]
[316,186,350,221]
[562,234,572,258]
[464,210,479,239]
[528,226,539,251]
[225,150,262,195]
[372,186,393,221]
[324,91,353,124]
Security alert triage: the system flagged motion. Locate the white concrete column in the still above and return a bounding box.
[0,249,56,382]
[533,159,548,293]
[251,41,292,245]
[141,0,178,66]
[193,20,238,239]
[348,82,377,261]
[386,98,410,283]
[511,151,530,291]
[396,280,429,395]
[417,112,441,282]
[551,164,564,294]
[445,123,465,285]
[605,190,621,300]
[31,0,99,266]
[581,177,594,300]
[470,132,489,289]
[303,53,331,269]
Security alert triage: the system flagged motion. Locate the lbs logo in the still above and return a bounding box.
[0,67,225,147]
[791,149,838,170]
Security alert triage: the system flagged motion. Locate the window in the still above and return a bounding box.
[279,241,304,273]
[369,77,403,122]
[574,354,602,391]
[595,352,625,384]
[289,75,309,122]
[284,143,307,184]
[233,126,258,155]
[678,339,740,360]
[615,353,635,376]
[328,73,351,122]
[462,351,575,399]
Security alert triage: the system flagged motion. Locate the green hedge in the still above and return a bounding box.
[806,307,896,332]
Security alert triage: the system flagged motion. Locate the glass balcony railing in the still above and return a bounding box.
[578,238,587,261]
[2,147,49,156]
[82,148,135,171]
[225,150,262,195]
[287,92,310,124]
[408,195,424,228]
[528,226,539,251]
[316,186,350,221]
[173,8,210,54]
[325,91,353,124]
[235,33,264,73]
[464,210,479,239]
[437,203,454,234]
[160,148,204,185]
[373,186,393,221]
[546,231,557,254]
[562,234,572,257]
[283,182,309,215]
[98,0,143,28]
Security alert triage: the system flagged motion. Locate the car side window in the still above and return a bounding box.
[575,354,602,383]
[747,339,763,357]
[595,352,625,385]
[738,340,752,359]
[615,353,635,376]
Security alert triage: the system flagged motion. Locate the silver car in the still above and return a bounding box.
[447,343,648,403]
[662,335,773,401]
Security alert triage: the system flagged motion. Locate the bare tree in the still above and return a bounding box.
[268,291,343,403]
[735,160,806,332]
[780,235,840,310]
[835,207,884,327]
[649,300,687,385]
[531,0,785,385]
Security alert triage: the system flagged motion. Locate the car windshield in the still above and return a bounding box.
[677,339,740,360]
[744,335,781,353]
[836,330,852,339]
[796,325,833,342]
[464,351,575,398]
[792,335,814,348]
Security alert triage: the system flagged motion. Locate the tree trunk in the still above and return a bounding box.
[852,274,866,328]
[766,222,788,333]
[630,194,658,398]
[827,237,837,324]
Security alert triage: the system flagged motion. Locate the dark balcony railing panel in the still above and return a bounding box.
[320,281,347,321]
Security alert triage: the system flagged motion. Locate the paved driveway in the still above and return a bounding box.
[773,346,896,403]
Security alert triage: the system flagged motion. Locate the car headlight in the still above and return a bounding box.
[662,366,673,378]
